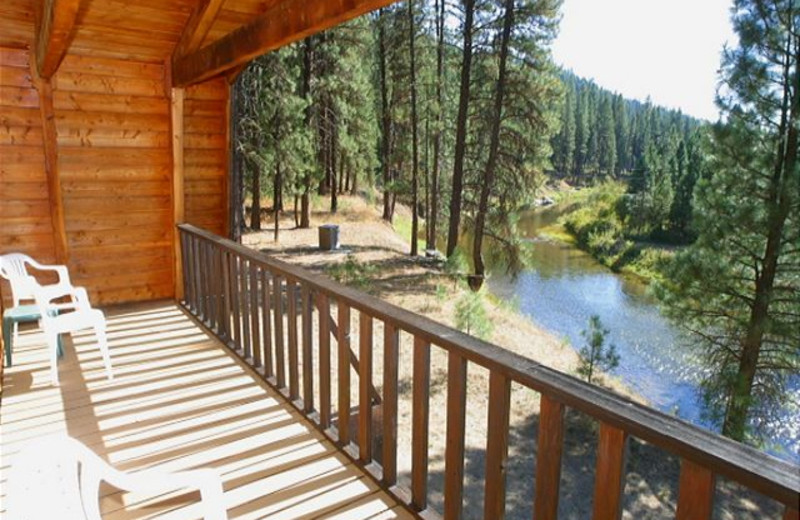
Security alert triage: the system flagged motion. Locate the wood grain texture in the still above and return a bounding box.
[593,423,628,520]
[337,301,351,445]
[676,459,715,520]
[411,336,431,512]
[534,395,565,520]
[172,0,398,86]
[173,0,225,58]
[444,350,468,520]
[358,312,373,463]
[171,87,185,300]
[484,372,511,520]
[35,0,82,78]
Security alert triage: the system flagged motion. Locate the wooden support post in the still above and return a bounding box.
[31,69,68,266]
[171,88,185,300]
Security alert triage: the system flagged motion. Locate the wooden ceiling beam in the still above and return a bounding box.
[173,0,226,59]
[172,0,397,87]
[35,0,83,78]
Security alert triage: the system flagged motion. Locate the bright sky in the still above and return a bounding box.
[551,0,737,121]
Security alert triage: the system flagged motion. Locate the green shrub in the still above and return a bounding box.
[326,254,376,290]
[454,290,493,340]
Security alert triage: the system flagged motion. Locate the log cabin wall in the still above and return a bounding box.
[184,77,229,237]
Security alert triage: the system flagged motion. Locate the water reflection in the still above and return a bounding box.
[486,207,798,463]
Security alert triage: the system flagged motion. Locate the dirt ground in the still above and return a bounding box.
[242,195,782,520]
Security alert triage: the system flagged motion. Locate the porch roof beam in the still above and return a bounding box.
[172,0,397,87]
[35,0,83,78]
[172,0,226,60]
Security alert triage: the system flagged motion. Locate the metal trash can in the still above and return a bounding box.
[318,224,340,251]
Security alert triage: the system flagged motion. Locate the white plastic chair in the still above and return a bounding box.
[7,434,227,520]
[0,253,74,345]
[33,283,113,385]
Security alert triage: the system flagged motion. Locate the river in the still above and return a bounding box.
[485,206,799,464]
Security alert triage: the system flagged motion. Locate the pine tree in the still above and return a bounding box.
[597,96,616,176]
[657,0,799,443]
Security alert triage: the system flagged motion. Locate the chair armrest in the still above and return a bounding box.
[25,260,73,293]
[36,285,92,313]
[103,466,227,520]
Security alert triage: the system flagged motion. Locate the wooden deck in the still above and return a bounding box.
[0,301,412,520]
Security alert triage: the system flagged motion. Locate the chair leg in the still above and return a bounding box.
[47,331,60,386]
[12,321,19,345]
[95,322,113,381]
[3,316,12,367]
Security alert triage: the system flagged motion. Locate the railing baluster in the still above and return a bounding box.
[208,243,217,331]
[273,275,285,388]
[250,262,261,367]
[593,422,628,520]
[534,394,565,520]
[203,242,212,326]
[180,232,190,306]
[215,248,225,337]
[412,336,431,512]
[221,250,231,343]
[358,312,373,463]
[261,269,273,378]
[318,293,331,429]
[484,371,511,519]
[382,322,399,486]
[196,238,206,321]
[444,350,468,520]
[302,284,314,414]
[231,254,241,350]
[676,459,715,520]
[240,258,251,357]
[287,279,299,400]
[337,301,351,445]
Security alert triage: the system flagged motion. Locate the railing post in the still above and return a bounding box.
[444,350,467,520]
[318,292,331,429]
[230,254,241,350]
[534,395,565,520]
[273,275,285,388]
[676,459,715,520]
[301,284,314,414]
[240,257,251,358]
[250,262,261,367]
[261,269,273,378]
[337,301,351,445]
[484,372,511,520]
[412,336,431,512]
[287,279,299,400]
[382,322,399,487]
[593,422,628,520]
[358,312,373,463]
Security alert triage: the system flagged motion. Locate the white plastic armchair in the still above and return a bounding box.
[0,253,75,343]
[7,434,227,520]
[33,283,113,385]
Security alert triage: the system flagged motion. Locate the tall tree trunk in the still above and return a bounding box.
[350,165,358,195]
[429,0,444,251]
[446,0,476,257]
[408,0,420,256]
[472,0,514,288]
[330,111,338,213]
[723,34,798,440]
[250,164,261,231]
[300,37,313,229]
[378,9,393,222]
[273,161,281,242]
[294,195,299,227]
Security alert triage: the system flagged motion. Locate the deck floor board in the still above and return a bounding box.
[1,301,412,519]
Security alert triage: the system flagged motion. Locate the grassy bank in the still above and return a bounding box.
[557,182,675,282]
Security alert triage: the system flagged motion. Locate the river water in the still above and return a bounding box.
[485,206,799,464]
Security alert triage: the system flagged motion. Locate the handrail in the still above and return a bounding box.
[178,223,800,516]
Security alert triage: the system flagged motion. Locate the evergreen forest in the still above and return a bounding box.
[233,0,798,451]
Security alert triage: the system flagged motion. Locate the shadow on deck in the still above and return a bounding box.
[0,300,410,519]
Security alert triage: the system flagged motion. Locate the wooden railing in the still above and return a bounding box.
[178,224,799,520]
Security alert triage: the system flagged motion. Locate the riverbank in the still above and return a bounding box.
[241,193,778,519]
[552,182,677,283]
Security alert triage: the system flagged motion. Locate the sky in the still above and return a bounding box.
[551,0,737,121]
